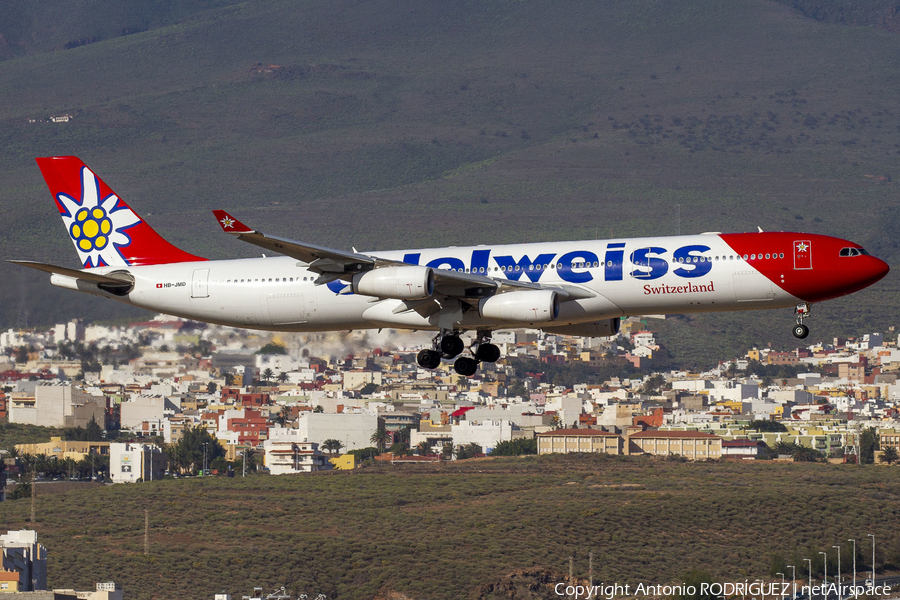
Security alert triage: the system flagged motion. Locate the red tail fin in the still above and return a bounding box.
[37,156,206,268]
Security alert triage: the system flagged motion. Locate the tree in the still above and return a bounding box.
[210,456,229,473]
[321,439,344,455]
[169,426,226,475]
[750,420,787,433]
[490,438,537,456]
[84,416,104,441]
[370,428,391,454]
[791,446,822,462]
[272,407,289,427]
[860,427,878,464]
[773,440,799,455]
[415,441,431,456]
[879,446,898,465]
[277,372,289,384]
[389,441,409,456]
[257,342,287,355]
[236,446,258,474]
[640,374,666,395]
[261,368,275,384]
[455,443,483,460]
[7,480,31,501]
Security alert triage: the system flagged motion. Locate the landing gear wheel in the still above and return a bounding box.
[475,343,501,363]
[440,335,465,358]
[417,349,442,369]
[792,324,809,339]
[454,356,479,377]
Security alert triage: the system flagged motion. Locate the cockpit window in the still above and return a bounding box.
[840,247,869,257]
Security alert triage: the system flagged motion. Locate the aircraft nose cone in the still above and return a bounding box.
[872,256,890,281]
[859,256,890,287]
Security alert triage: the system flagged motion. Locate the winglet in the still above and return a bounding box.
[212,210,254,234]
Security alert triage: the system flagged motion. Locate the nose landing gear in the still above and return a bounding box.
[793,302,811,339]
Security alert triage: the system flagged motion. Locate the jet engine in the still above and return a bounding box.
[351,266,434,300]
[478,290,559,323]
[542,318,621,337]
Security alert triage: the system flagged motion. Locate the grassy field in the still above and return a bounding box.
[0,0,898,365]
[1,455,900,599]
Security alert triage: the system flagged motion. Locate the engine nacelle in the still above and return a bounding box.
[351,266,434,300]
[478,290,560,323]
[542,318,621,338]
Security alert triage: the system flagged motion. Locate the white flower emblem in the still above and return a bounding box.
[57,167,141,267]
[220,215,235,229]
[796,242,809,253]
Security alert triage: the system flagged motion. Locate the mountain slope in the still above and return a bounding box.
[1,0,897,361]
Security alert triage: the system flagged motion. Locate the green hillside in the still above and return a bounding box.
[2,457,900,600]
[1,0,898,364]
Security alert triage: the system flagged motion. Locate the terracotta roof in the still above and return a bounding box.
[629,430,721,439]
[537,428,619,437]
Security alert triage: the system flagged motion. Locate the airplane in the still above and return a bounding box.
[10,156,891,377]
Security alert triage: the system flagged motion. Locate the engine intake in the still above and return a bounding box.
[478,290,559,323]
[352,266,434,300]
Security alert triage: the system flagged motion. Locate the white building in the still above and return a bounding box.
[263,428,332,474]
[295,412,377,451]
[0,530,47,591]
[120,396,167,429]
[451,420,523,454]
[9,385,106,428]
[109,442,167,483]
[256,353,305,375]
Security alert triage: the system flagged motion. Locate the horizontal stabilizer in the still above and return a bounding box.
[9,260,134,285]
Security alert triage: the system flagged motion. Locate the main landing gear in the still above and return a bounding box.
[415,330,501,376]
[792,302,811,339]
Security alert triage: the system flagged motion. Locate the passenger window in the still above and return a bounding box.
[765,254,770,259]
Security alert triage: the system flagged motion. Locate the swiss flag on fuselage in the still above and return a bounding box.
[793,240,812,270]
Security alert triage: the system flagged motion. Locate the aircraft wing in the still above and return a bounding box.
[9,260,134,285]
[212,210,376,281]
[212,210,592,300]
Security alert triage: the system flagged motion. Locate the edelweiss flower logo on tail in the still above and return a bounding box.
[57,167,141,267]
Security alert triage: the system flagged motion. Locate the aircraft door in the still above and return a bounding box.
[191,268,210,298]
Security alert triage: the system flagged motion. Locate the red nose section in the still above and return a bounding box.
[859,256,890,288]
[720,232,890,303]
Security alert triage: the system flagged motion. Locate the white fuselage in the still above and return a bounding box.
[76,234,801,332]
